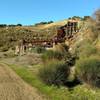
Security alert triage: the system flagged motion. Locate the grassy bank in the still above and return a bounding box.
[9,64,71,100]
[6,63,100,100]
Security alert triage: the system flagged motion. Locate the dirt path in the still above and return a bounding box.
[0,63,46,100]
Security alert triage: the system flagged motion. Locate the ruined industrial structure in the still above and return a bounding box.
[53,19,78,44]
[15,19,79,55]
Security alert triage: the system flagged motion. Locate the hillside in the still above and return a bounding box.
[33,19,68,29]
[0,16,99,57]
[0,18,84,51]
[0,12,100,100]
[69,19,100,52]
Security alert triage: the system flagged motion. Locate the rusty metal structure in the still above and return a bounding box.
[53,20,79,44]
[15,19,79,55]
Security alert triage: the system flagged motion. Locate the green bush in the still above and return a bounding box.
[33,46,46,53]
[76,41,98,58]
[41,49,74,64]
[41,50,65,62]
[38,60,70,86]
[76,56,100,88]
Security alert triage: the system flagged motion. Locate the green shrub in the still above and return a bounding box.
[41,49,74,64]
[38,60,70,86]
[33,46,46,53]
[41,43,70,62]
[76,41,97,58]
[41,50,65,62]
[76,56,100,88]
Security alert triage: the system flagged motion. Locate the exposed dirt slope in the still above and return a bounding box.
[0,63,46,100]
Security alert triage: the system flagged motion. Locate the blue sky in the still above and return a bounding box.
[0,0,100,25]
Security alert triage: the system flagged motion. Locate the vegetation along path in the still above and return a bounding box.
[0,63,46,100]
